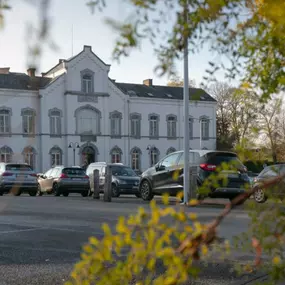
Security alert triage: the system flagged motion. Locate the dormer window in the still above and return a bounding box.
[81,69,94,93]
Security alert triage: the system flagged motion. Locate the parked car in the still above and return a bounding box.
[139,150,250,201]
[247,171,259,186]
[86,162,140,197]
[37,166,90,197]
[252,164,285,203]
[0,163,38,196]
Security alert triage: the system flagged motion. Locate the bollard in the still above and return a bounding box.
[103,165,112,202]
[93,169,100,199]
[189,166,198,200]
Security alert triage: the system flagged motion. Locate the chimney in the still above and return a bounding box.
[0,67,10,74]
[27,68,36,77]
[143,79,153,86]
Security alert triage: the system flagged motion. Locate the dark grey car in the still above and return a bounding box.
[0,163,38,196]
[37,166,90,197]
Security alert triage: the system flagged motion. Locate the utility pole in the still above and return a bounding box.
[182,2,190,204]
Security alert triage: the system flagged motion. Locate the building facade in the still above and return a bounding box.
[0,46,217,172]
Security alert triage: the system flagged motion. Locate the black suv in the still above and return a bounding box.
[139,150,250,201]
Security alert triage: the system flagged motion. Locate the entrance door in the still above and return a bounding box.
[81,146,96,166]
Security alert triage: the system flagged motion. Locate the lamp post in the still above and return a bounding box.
[68,142,80,166]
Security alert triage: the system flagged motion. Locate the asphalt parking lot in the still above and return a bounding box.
[0,194,261,285]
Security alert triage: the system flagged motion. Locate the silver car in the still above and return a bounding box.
[0,163,38,196]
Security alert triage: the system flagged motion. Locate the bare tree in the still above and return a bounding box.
[258,97,282,162]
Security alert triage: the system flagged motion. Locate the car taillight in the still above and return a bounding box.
[200,163,217,171]
[60,173,68,178]
[29,173,37,177]
[2,172,13,176]
[84,175,89,179]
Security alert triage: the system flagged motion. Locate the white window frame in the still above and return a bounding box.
[201,118,210,140]
[50,146,62,167]
[131,148,141,171]
[110,146,122,163]
[149,114,159,138]
[166,115,177,138]
[110,111,122,138]
[150,148,159,166]
[23,147,36,170]
[0,109,11,134]
[130,113,141,138]
[21,108,36,135]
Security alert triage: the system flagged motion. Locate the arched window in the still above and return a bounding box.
[48,108,62,136]
[49,146,62,167]
[0,146,13,163]
[22,146,37,170]
[166,147,176,155]
[130,147,142,171]
[0,107,12,134]
[21,108,36,135]
[75,105,101,135]
[81,69,94,93]
[166,114,177,138]
[110,146,122,163]
[149,147,160,166]
[109,111,122,137]
[200,116,210,140]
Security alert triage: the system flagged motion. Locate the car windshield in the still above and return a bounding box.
[62,168,86,176]
[111,166,137,177]
[5,164,32,171]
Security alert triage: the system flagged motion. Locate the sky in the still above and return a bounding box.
[0,0,237,86]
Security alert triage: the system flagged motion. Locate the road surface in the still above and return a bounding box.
[0,195,259,285]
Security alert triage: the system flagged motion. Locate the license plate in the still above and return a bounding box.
[72,178,82,181]
[16,175,26,178]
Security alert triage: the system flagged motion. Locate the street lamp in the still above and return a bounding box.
[68,142,80,166]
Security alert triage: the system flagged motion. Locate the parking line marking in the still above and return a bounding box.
[0,227,46,235]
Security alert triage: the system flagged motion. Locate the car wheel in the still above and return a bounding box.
[81,191,88,197]
[11,189,21,196]
[37,184,43,196]
[112,184,120,197]
[140,180,154,201]
[29,191,37,196]
[63,192,69,197]
[53,183,61,196]
[254,188,267,203]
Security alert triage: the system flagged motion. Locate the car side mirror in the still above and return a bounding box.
[156,164,165,171]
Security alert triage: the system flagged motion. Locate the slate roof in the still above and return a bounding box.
[0,72,52,90]
[116,82,216,102]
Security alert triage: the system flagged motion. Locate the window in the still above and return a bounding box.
[110,111,122,137]
[21,108,36,135]
[110,146,122,163]
[166,115,177,138]
[130,113,141,138]
[81,69,94,93]
[131,147,141,171]
[166,147,176,155]
[160,152,181,168]
[111,166,137,177]
[150,147,159,166]
[149,114,159,138]
[22,146,36,170]
[75,105,101,135]
[200,117,210,140]
[49,146,62,167]
[5,164,32,171]
[0,107,11,134]
[189,117,194,140]
[49,108,62,136]
[0,146,13,163]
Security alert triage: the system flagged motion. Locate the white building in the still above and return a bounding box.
[0,45,217,172]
